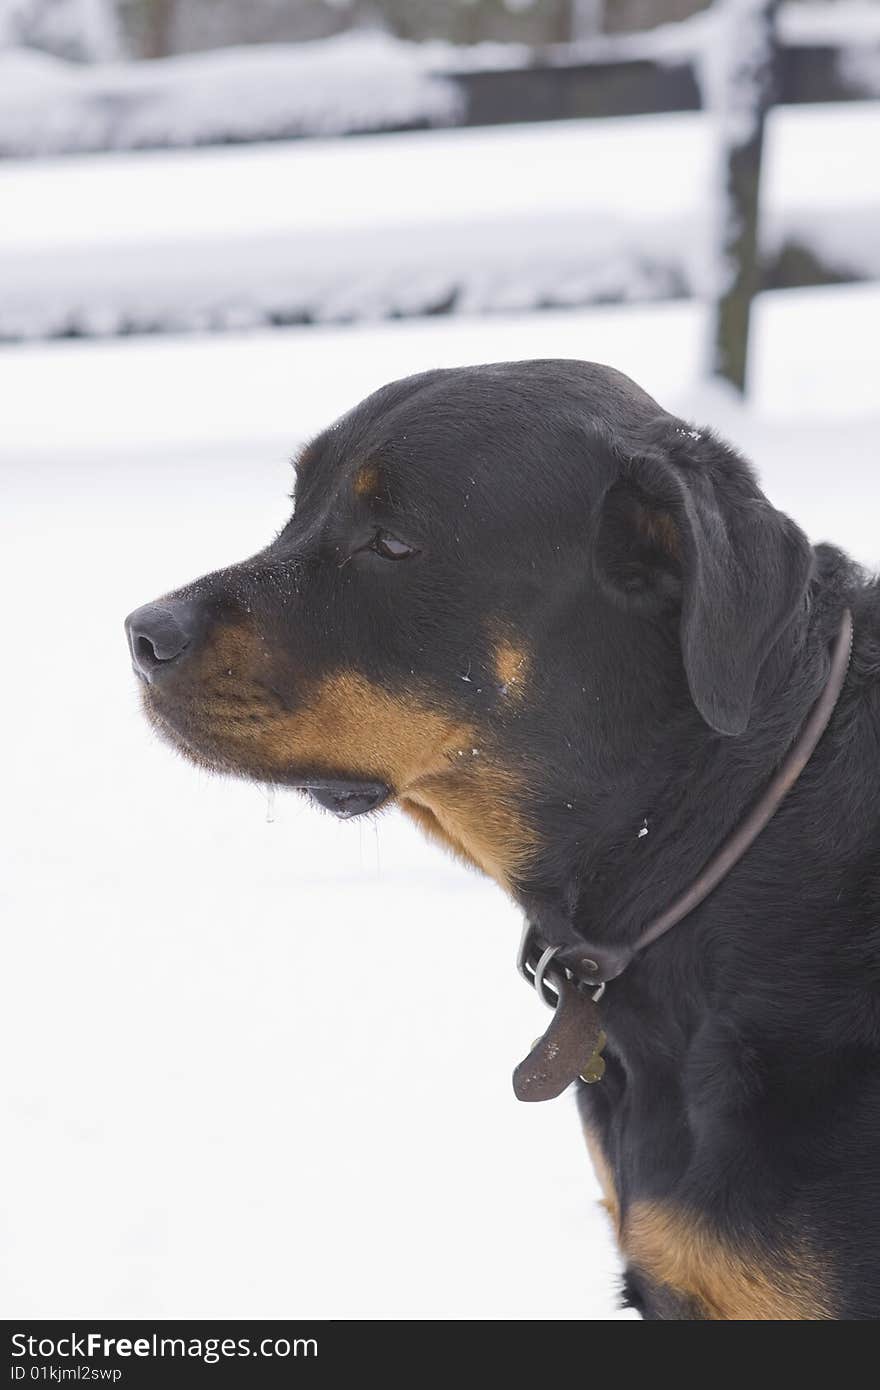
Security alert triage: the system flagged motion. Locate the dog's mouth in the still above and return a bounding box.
[142,688,393,817]
[297,778,391,819]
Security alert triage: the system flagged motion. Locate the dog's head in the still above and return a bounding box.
[126,361,812,895]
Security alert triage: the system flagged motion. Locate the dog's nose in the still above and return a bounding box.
[125,600,199,682]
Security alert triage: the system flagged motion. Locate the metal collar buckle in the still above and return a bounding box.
[517,921,605,1005]
[513,923,607,1103]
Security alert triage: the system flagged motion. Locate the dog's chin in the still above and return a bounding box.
[299,779,392,819]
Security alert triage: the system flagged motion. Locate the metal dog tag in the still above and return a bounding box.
[513,974,603,1102]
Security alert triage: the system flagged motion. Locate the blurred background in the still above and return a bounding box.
[1,0,878,1321]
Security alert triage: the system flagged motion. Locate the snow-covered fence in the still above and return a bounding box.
[456,27,879,128]
[2,7,878,158]
[435,0,880,395]
[0,4,877,387]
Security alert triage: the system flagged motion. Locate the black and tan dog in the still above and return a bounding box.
[126,361,880,1320]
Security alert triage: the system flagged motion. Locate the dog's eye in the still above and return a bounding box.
[371,530,416,561]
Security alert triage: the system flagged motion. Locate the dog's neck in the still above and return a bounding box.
[520,558,861,981]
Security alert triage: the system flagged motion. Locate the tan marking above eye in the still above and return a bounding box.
[353,461,380,498]
[624,1202,835,1320]
[493,640,530,698]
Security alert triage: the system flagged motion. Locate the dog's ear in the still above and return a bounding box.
[594,426,814,735]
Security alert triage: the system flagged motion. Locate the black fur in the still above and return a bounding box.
[127,361,880,1318]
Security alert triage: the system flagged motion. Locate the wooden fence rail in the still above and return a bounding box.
[448,41,875,127]
[3,15,877,385]
[450,16,877,393]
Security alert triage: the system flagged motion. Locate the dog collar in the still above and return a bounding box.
[513,607,854,1102]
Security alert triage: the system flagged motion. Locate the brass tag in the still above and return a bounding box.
[513,975,603,1102]
[579,1030,607,1084]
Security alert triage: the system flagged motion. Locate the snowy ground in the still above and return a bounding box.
[2,101,879,339]
[2,286,878,1320]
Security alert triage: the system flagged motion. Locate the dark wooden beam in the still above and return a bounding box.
[446,42,878,128]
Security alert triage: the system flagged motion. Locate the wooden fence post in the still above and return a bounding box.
[142,0,175,59]
[709,0,781,394]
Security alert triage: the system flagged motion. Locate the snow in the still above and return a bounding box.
[3,1,879,159]
[0,301,705,457]
[2,101,879,341]
[778,0,880,46]
[3,286,878,459]
[691,0,776,150]
[1,287,878,1318]
[560,0,880,63]
[569,3,880,115]
[0,31,471,158]
[0,0,119,62]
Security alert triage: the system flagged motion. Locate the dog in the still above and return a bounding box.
[126,360,880,1319]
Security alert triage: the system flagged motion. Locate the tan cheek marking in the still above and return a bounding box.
[400,756,532,889]
[292,682,534,887]
[399,799,489,878]
[353,462,380,498]
[213,665,465,787]
[178,627,536,890]
[293,678,536,888]
[493,640,529,698]
[624,1202,834,1320]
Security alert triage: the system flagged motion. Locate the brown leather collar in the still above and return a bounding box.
[514,608,854,1101]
